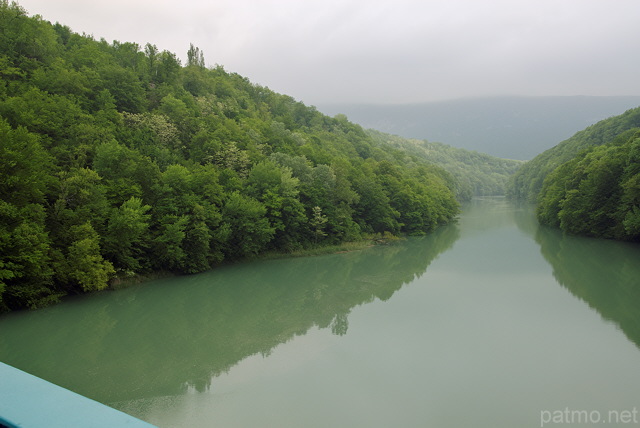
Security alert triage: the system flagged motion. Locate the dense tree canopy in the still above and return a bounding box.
[508,106,640,202]
[536,129,640,241]
[0,1,460,311]
[502,95,640,241]
[367,130,524,200]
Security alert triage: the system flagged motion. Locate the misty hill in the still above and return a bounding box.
[319,96,640,160]
[508,106,640,202]
[367,130,524,201]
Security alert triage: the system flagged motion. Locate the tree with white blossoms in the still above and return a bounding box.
[310,206,328,244]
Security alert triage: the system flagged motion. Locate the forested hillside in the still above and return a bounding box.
[0,1,459,311]
[536,129,640,241]
[508,106,640,202]
[367,130,524,200]
[505,102,640,242]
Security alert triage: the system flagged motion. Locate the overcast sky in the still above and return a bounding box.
[16,0,640,106]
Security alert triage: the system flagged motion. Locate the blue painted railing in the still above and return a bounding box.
[0,362,156,427]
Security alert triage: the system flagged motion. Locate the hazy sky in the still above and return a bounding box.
[16,0,640,106]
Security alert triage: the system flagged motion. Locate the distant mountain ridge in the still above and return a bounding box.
[318,96,640,160]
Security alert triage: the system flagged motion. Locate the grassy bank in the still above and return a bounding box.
[107,233,403,290]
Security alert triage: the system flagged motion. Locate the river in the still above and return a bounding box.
[1,197,640,427]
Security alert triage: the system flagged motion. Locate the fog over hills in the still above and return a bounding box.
[318,96,640,160]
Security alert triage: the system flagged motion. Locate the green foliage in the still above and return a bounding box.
[509,106,640,202]
[0,202,55,310]
[0,119,56,309]
[310,206,328,243]
[367,130,524,200]
[222,192,274,258]
[0,3,460,311]
[186,43,205,68]
[510,103,640,241]
[151,215,189,271]
[62,222,115,292]
[537,130,640,241]
[103,197,151,272]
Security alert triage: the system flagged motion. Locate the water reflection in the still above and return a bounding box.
[536,227,640,348]
[0,224,459,405]
[514,204,640,350]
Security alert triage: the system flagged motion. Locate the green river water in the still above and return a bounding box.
[1,197,640,427]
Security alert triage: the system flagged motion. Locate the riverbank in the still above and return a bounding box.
[108,233,403,291]
[258,232,403,260]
